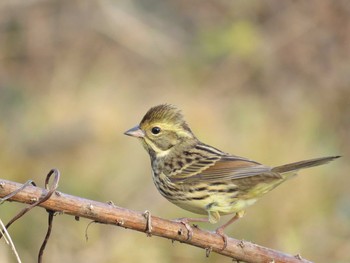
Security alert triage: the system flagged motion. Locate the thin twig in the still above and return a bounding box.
[38,210,54,263]
[0,169,60,238]
[1,169,60,263]
[0,219,22,263]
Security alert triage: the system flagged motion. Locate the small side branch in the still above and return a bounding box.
[0,178,312,263]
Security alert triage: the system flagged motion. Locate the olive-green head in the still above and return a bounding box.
[124,104,196,155]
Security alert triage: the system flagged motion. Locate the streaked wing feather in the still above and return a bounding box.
[169,156,220,180]
[170,155,281,183]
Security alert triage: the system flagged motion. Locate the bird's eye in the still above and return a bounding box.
[151,127,161,135]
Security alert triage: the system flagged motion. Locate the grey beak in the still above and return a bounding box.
[124,125,145,138]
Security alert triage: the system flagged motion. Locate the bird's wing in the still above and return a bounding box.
[170,155,281,184]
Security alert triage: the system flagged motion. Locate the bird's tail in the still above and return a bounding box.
[272,156,340,174]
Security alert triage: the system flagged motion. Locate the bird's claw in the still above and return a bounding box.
[215,228,228,250]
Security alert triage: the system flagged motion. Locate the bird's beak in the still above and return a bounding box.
[124,125,145,138]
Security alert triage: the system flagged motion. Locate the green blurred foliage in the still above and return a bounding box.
[0,0,349,262]
[199,20,260,60]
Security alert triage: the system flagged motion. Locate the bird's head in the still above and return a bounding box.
[124,104,196,156]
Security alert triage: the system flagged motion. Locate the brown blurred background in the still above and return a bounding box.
[0,1,349,262]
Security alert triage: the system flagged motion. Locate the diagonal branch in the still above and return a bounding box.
[0,178,312,263]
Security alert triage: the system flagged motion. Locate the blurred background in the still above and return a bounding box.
[0,0,349,262]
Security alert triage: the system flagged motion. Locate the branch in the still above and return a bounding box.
[0,178,312,263]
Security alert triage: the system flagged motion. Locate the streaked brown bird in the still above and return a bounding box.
[124,104,339,248]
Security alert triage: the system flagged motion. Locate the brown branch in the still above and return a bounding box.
[0,178,312,263]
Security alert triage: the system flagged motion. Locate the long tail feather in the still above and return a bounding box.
[272,156,341,174]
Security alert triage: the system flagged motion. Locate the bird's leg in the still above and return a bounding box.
[173,217,209,240]
[215,210,245,250]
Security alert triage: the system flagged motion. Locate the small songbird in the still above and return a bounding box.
[124,104,339,248]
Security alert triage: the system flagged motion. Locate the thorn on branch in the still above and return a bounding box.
[116,219,124,226]
[107,200,115,206]
[237,240,245,248]
[205,247,212,257]
[142,210,152,237]
[30,197,38,203]
[174,218,194,241]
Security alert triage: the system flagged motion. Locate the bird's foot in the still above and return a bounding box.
[214,211,245,250]
[215,227,228,250]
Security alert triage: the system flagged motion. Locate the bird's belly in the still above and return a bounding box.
[219,198,258,215]
[168,192,257,216]
[170,199,209,215]
[153,174,260,216]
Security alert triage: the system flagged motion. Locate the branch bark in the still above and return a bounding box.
[0,178,312,263]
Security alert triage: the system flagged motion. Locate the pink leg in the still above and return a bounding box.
[215,211,245,250]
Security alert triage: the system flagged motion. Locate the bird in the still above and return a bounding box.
[124,104,340,249]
